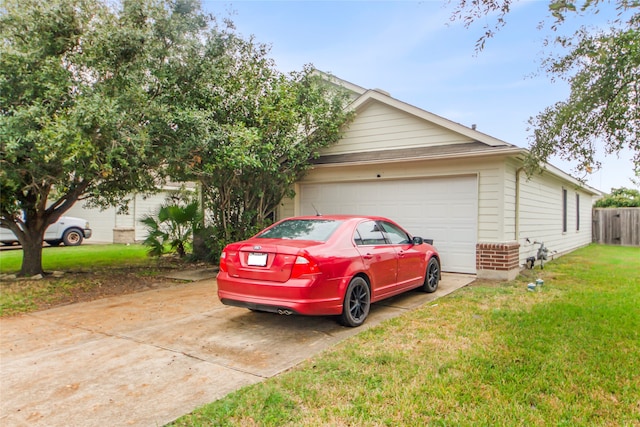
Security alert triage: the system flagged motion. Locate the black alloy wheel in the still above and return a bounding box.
[340,276,371,327]
[422,257,440,293]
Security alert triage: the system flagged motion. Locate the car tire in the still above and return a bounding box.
[339,276,371,327]
[422,257,440,293]
[62,228,83,246]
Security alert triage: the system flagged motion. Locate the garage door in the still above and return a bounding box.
[300,175,477,273]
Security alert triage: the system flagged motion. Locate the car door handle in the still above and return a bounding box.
[363,254,373,260]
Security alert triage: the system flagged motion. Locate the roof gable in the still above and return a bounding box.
[314,72,515,157]
[323,98,482,156]
[313,71,600,196]
[348,89,512,148]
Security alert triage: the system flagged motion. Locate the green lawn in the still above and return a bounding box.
[0,244,151,274]
[171,244,640,426]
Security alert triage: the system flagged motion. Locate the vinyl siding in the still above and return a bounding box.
[132,193,174,241]
[324,101,475,155]
[517,171,594,266]
[65,203,116,243]
[477,162,504,242]
[65,191,176,243]
[503,159,520,242]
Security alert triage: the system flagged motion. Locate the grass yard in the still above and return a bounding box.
[0,244,193,316]
[171,244,640,426]
[0,244,151,273]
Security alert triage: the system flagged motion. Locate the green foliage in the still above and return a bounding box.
[0,0,219,275]
[164,47,355,246]
[528,15,640,176]
[191,225,218,263]
[141,200,202,257]
[448,0,640,178]
[2,0,348,274]
[594,186,640,207]
[1,0,353,274]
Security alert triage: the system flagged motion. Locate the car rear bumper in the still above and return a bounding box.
[83,229,92,239]
[216,273,345,316]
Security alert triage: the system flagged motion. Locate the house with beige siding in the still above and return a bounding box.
[279,73,600,280]
[71,72,599,280]
[64,187,184,243]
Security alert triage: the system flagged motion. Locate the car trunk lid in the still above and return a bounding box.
[223,239,322,282]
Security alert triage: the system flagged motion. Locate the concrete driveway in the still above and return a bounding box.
[0,273,474,427]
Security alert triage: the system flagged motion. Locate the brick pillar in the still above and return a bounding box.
[476,242,520,280]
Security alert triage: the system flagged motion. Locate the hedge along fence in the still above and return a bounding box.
[592,208,640,246]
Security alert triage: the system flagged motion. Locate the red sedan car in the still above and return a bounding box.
[217,215,440,327]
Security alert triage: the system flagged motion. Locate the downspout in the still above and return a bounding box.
[515,167,524,242]
[515,167,524,269]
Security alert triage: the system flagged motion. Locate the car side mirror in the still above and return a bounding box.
[412,236,424,245]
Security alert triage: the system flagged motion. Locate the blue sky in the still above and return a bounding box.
[202,0,638,192]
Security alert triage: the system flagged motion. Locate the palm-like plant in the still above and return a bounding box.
[141,200,202,257]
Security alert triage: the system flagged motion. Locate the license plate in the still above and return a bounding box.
[247,252,268,267]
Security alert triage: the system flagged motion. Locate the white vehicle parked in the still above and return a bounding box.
[0,216,92,247]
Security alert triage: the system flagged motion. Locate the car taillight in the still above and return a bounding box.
[219,251,228,272]
[291,254,320,279]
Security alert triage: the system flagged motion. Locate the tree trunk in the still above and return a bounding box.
[19,227,45,277]
[192,227,210,261]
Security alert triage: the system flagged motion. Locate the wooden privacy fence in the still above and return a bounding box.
[592,208,640,246]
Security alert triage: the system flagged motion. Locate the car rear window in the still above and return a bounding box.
[257,219,342,242]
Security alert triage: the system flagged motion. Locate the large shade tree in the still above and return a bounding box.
[200,67,354,248]
[1,0,354,275]
[116,2,355,253]
[164,54,354,249]
[2,0,226,275]
[449,0,639,179]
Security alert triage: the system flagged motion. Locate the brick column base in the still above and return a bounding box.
[476,242,520,280]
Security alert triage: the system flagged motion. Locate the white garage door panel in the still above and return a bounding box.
[300,176,478,273]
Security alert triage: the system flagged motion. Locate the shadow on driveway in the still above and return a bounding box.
[0,272,474,426]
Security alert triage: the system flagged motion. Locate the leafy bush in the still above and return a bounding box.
[141,200,202,257]
[594,187,640,208]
